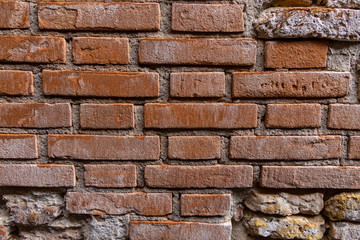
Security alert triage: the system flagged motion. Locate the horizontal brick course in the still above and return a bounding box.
[328,104,360,129]
[0,70,33,96]
[0,1,30,29]
[0,134,38,159]
[348,137,360,159]
[181,194,231,216]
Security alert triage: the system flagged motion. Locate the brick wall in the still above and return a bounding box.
[0,0,359,239]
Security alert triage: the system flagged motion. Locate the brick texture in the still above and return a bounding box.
[261,166,360,189]
[144,103,258,129]
[145,165,253,188]
[48,135,160,160]
[72,37,129,65]
[264,40,328,69]
[172,4,244,32]
[42,70,159,97]
[139,38,257,66]
[328,104,360,129]
[0,134,38,159]
[0,1,30,29]
[181,194,231,216]
[348,137,360,159]
[0,70,33,96]
[66,192,172,216]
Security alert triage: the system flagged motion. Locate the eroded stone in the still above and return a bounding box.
[321,0,360,9]
[83,216,129,240]
[324,192,360,221]
[328,221,360,240]
[19,228,82,240]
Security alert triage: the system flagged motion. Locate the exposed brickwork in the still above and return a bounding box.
[0,134,37,159]
[328,104,360,129]
[181,194,231,216]
[0,70,33,96]
[0,1,29,29]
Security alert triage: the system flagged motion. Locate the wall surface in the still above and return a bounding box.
[0,0,360,239]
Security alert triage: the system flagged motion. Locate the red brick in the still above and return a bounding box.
[48,135,160,160]
[0,70,33,96]
[233,72,349,98]
[80,104,134,129]
[144,103,257,129]
[139,38,256,66]
[261,166,360,189]
[230,136,341,160]
[84,164,137,188]
[170,72,225,98]
[266,104,321,128]
[181,194,231,216]
[42,70,159,97]
[265,41,328,69]
[0,1,29,29]
[72,37,129,65]
[0,134,37,159]
[130,221,231,240]
[172,4,244,32]
[348,137,360,159]
[168,136,221,160]
[0,103,71,128]
[38,2,160,31]
[66,192,171,216]
[328,104,360,129]
[145,165,253,188]
[0,35,66,63]
[0,164,75,187]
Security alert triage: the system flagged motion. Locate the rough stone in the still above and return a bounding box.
[324,192,360,221]
[243,211,325,240]
[322,0,360,9]
[270,0,312,6]
[83,215,129,240]
[0,203,12,240]
[328,221,360,240]
[255,7,360,41]
[244,190,324,216]
[19,228,82,240]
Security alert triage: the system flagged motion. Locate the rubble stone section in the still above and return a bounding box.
[324,192,360,221]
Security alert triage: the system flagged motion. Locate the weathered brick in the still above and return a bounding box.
[348,137,360,159]
[168,136,221,160]
[139,38,256,66]
[170,72,225,98]
[233,71,349,98]
[172,4,244,32]
[80,104,134,129]
[38,2,160,31]
[0,35,66,63]
[130,221,232,240]
[0,70,33,96]
[72,37,129,65]
[42,70,159,97]
[181,194,231,216]
[145,165,253,188]
[328,104,360,129]
[270,0,312,6]
[266,104,321,128]
[0,134,38,159]
[84,164,137,188]
[261,166,360,189]
[66,192,172,216]
[0,1,29,29]
[0,103,71,128]
[230,136,341,160]
[265,41,328,69]
[0,164,75,187]
[48,135,160,160]
[144,103,257,129]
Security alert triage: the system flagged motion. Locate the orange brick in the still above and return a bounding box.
[170,72,225,98]
[181,194,231,216]
[0,103,71,128]
[0,134,38,159]
[0,35,66,63]
[38,2,160,31]
[265,41,328,69]
[84,164,137,188]
[139,38,256,66]
[261,166,360,189]
[0,164,75,187]
[233,71,349,98]
[80,104,134,129]
[145,165,253,188]
[0,70,33,96]
[48,135,160,160]
[348,137,360,159]
[230,136,342,160]
[144,103,257,129]
[42,70,159,97]
[0,1,29,29]
[72,37,129,65]
[266,104,321,128]
[172,4,244,32]
[168,136,221,160]
[66,192,172,216]
[328,104,360,129]
[130,221,231,240]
